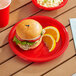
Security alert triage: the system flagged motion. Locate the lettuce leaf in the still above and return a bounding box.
[13,36,35,46]
[41,31,43,35]
[13,36,21,44]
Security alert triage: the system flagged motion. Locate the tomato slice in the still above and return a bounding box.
[15,33,24,41]
[15,33,41,42]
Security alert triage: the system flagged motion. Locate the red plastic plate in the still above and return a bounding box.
[8,16,69,62]
[32,0,68,10]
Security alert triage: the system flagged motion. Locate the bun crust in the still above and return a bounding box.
[16,19,42,40]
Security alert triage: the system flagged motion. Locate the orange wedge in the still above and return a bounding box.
[42,34,56,52]
[44,26,60,42]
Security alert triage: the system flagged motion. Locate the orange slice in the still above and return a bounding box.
[42,34,56,52]
[44,26,60,42]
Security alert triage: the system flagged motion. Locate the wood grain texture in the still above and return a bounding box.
[0,3,40,47]
[0,0,76,32]
[36,0,76,19]
[0,3,40,32]
[0,44,14,64]
[44,57,76,76]
[10,0,31,12]
[0,27,11,47]
[55,7,76,26]
[0,26,72,64]
[0,6,76,47]
[13,41,75,76]
[66,26,73,41]
[0,0,76,75]
[0,56,31,76]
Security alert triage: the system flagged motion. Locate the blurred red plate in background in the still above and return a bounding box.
[32,0,68,10]
[8,16,69,62]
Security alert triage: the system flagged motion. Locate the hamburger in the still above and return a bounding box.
[13,19,44,50]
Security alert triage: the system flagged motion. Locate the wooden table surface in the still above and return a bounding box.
[0,0,76,76]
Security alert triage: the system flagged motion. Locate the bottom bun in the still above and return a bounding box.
[18,37,42,50]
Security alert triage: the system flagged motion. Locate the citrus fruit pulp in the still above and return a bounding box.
[44,26,60,42]
[42,34,56,52]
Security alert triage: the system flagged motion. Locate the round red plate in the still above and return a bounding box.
[32,0,68,10]
[8,16,69,62]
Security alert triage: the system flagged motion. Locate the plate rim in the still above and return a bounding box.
[8,16,69,62]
